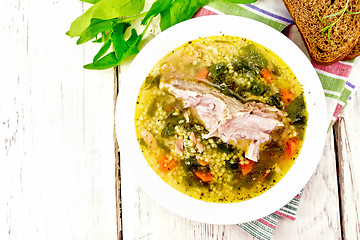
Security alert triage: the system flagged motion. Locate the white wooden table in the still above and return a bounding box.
[1,0,359,239]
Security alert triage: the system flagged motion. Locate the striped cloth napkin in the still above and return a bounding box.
[193,0,359,239]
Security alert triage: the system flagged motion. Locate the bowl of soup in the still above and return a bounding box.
[116,15,327,224]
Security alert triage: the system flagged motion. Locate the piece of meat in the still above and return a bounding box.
[189,131,204,153]
[174,139,183,156]
[160,78,284,162]
[196,142,204,153]
[141,129,158,149]
[246,140,261,161]
[161,78,233,130]
[205,111,282,143]
[189,132,197,145]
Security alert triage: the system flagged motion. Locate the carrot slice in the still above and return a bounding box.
[195,68,209,80]
[194,171,213,182]
[261,69,273,83]
[284,138,299,158]
[280,88,294,104]
[197,159,208,166]
[240,161,255,176]
[158,156,177,172]
[165,105,173,112]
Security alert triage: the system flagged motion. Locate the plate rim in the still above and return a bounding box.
[115,15,328,224]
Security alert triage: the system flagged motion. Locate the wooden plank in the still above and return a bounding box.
[334,117,360,239]
[334,59,360,239]
[1,0,117,239]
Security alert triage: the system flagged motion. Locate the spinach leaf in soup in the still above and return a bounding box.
[226,158,239,170]
[182,157,198,174]
[161,124,176,137]
[161,115,183,138]
[266,93,282,109]
[286,94,307,140]
[218,142,233,154]
[147,99,157,117]
[158,140,171,153]
[231,44,268,83]
[251,79,268,96]
[144,74,161,89]
[239,44,268,73]
[232,58,258,80]
[208,62,227,83]
[182,122,208,135]
[287,94,307,124]
[182,157,210,176]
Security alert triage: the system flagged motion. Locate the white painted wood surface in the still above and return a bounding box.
[1,0,117,239]
[339,60,360,239]
[335,63,360,239]
[2,0,360,239]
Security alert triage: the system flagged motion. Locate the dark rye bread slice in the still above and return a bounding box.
[282,0,360,65]
[344,40,360,60]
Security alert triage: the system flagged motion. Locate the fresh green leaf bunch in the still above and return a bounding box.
[66,0,257,70]
[316,0,360,47]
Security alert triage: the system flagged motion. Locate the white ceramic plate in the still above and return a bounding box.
[116,15,327,224]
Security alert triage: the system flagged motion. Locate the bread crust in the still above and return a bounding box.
[343,40,360,60]
[282,0,360,65]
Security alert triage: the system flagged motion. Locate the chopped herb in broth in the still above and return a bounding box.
[135,36,307,203]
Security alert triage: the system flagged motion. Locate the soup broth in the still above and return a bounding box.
[135,36,307,203]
